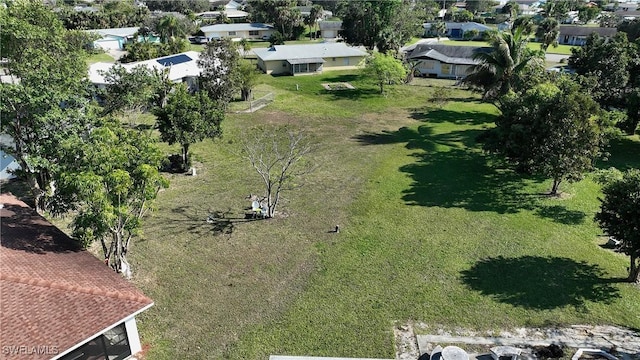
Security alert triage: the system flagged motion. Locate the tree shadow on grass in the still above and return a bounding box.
[152,205,262,238]
[597,136,640,171]
[410,107,498,126]
[461,256,621,310]
[354,125,593,221]
[534,205,586,225]
[355,125,540,213]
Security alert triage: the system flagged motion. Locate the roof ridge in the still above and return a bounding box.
[0,273,152,304]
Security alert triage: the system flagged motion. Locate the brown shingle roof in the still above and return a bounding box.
[0,193,153,360]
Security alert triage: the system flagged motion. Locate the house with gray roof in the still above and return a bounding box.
[406,44,491,79]
[318,20,342,39]
[558,25,618,45]
[86,27,139,50]
[200,23,274,40]
[253,43,368,75]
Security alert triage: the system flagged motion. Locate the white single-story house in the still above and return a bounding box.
[88,51,202,90]
[294,6,333,19]
[199,0,249,21]
[200,23,275,41]
[253,43,368,76]
[423,22,493,39]
[318,20,342,39]
[557,25,618,45]
[407,44,491,79]
[0,193,154,360]
[86,27,140,50]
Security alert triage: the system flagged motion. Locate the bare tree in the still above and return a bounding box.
[240,126,315,218]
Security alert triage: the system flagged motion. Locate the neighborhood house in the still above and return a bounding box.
[86,27,140,50]
[88,51,202,90]
[253,43,368,76]
[557,25,618,45]
[407,44,491,79]
[199,23,275,41]
[0,193,153,360]
[423,22,492,39]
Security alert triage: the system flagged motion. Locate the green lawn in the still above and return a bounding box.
[440,39,576,55]
[108,72,638,359]
[86,52,115,64]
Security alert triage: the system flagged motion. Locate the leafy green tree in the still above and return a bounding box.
[154,85,224,171]
[482,79,608,195]
[237,59,261,101]
[453,10,474,22]
[512,16,535,36]
[463,26,544,100]
[465,0,498,15]
[198,38,241,106]
[338,0,405,51]
[99,64,161,116]
[58,121,168,277]
[463,28,480,40]
[157,14,185,43]
[376,2,422,53]
[361,52,408,94]
[146,0,209,14]
[542,0,570,21]
[599,12,620,28]
[536,17,560,51]
[618,18,640,42]
[569,32,631,109]
[305,4,323,39]
[432,20,447,40]
[578,5,600,24]
[0,0,92,213]
[415,0,443,22]
[268,31,286,45]
[595,169,640,283]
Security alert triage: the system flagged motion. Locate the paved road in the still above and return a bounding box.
[546,53,571,63]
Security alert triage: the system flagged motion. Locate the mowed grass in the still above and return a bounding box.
[129,71,640,359]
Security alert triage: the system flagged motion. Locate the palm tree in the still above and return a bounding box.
[157,15,182,43]
[463,25,542,100]
[535,17,560,51]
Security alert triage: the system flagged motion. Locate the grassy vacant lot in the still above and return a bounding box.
[124,72,640,359]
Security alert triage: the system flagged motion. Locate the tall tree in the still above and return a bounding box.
[338,0,404,51]
[241,126,315,218]
[377,2,422,53]
[578,5,600,24]
[0,0,92,213]
[157,14,185,43]
[237,59,261,101]
[569,32,633,116]
[536,17,560,51]
[463,26,544,101]
[154,85,224,171]
[542,0,570,21]
[361,52,408,94]
[501,1,520,21]
[465,0,498,15]
[57,121,168,278]
[482,79,608,195]
[99,64,161,117]
[306,4,323,39]
[198,38,241,106]
[595,169,640,283]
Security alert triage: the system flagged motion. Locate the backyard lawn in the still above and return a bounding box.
[117,72,639,359]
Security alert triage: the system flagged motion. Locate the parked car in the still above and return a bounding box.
[188,36,208,44]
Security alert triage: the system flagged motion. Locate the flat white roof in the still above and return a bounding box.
[200,23,273,32]
[253,43,368,62]
[88,51,201,84]
[85,27,140,38]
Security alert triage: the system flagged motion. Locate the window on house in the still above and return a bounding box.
[249,30,259,36]
[343,58,349,66]
[59,324,130,360]
[228,31,236,36]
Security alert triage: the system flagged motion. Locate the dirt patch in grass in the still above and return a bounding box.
[322,82,355,90]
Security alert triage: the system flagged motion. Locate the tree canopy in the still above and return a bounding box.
[198,38,241,106]
[0,0,93,213]
[481,79,608,195]
[361,52,408,94]
[595,169,640,283]
[154,85,224,171]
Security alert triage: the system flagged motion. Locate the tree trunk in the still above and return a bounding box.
[379,82,384,94]
[550,178,561,195]
[241,88,252,101]
[629,254,640,283]
[182,143,190,171]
